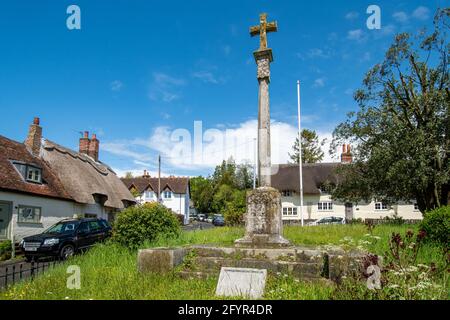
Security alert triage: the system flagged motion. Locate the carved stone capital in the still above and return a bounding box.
[254,48,273,80]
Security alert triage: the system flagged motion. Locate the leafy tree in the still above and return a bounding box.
[331,9,449,213]
[190,176,213,213]
[289,129,326,164]
[212,158,237,187]
[129,186,141,198]
[236,162,254,189]
[212,184,234,213]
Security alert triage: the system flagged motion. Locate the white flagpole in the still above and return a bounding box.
[297,80,304,226]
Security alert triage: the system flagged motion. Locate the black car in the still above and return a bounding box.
[19,218,112,262]
[212,216,225,226]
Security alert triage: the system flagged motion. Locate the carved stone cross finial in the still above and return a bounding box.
[250,13,278,50]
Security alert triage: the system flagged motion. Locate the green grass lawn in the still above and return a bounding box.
[0,224,447,300]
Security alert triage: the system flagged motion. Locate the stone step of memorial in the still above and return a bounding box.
[191,256,324,279]
[189,245,324,264]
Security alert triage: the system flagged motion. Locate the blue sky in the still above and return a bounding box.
[0,0,445,177]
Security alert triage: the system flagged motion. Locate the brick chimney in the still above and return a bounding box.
[341,144,353,163]
[143,170,150,178]
[88,133,100,162]
[24,117,42,157]
[79,131,90,155]
[79,132,100,162]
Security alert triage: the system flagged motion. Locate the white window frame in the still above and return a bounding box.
[163,190,172,199]
[374,202,388,211]
[318,202,333,211]
[145,190,155,199]
[282,207,298,216]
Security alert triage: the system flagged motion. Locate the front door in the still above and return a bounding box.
[0,202,12,239]
[345,203,354,221]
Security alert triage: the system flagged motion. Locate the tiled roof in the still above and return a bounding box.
[0,135,72,201]
[121,176,189,194]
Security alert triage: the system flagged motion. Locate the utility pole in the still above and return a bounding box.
[297,80,304,226]
[158,154,161,203]
[253,137,257,189]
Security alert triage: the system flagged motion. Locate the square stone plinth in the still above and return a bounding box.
[137,248,187,273]
[235,187,290,248]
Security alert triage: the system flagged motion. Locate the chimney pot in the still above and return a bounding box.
[92,133,97,140]
[33,117,40,125]
[84,131,89,138]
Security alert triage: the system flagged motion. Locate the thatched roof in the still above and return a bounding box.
[271,163,339,195]
[0,135,72,201]
[42,140,136,209]
[121,176,189,194]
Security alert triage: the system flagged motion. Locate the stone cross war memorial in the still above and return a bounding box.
[137,13,367,299]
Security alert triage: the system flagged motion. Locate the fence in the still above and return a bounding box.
[0,260,61,290]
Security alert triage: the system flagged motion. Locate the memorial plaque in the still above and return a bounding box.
[215,267,267,299]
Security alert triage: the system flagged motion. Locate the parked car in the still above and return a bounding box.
[307,216,346,226]
[197,214,206,222]
[19,218,112,262]
[212,216,225,226]
[206,216,213,223]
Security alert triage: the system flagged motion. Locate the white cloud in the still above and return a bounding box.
[110,80,123,92]
[313,78,325,88]
[345,11,359,20]
[192,71,221,84]
[103,119,340,175]
[412,6,430,20]
[148,72,186,102]
[347,29,365,42]
[393,11,408,23]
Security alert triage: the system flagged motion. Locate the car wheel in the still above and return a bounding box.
[59,244,75,260]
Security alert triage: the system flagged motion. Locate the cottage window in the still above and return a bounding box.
[282,207,298,216]
[375,202,388,210]
[163,191,172,199]
[145,191,154,199]
[18,206,42,223]
[318,202,333,211]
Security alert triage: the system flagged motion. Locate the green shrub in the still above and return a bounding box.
[0,240,12,261]
[223,203,244,226]
[419,205,450,248]
[113,203,181,248]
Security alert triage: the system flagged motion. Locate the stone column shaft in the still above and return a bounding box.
[255,49,273,187]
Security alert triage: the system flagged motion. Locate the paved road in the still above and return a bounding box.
[182,221,215,232]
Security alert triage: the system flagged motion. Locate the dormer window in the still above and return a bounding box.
[27,166,42,183]
[12,161,42,184]
[163,190,172,199]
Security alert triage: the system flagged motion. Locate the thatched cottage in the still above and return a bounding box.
[0,118,135,240]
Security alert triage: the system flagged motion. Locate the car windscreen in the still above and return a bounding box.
[44,221,80,234]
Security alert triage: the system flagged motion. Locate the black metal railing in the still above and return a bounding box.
[0,260,61,290]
